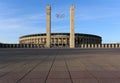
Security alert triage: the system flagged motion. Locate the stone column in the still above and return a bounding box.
[94,44,97,48]
[91,44,93,48]
[115,44,118,48]
[62,38,63,47]
[98,44,99,48]
[112,44,114,48]
[88,44,90,48]
[46,5,51,48]
[81,44,83,48]
[70,5,75,48]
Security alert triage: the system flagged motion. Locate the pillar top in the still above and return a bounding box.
[46,4,51,9]
[71,4,74,7]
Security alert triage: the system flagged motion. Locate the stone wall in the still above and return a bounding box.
[0,44,44,48]
[80,44,120,48]
[0,43,120,48]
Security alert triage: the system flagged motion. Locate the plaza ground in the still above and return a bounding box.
[0,48,120,83]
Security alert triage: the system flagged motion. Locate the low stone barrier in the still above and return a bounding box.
[0,43,120,48]
[0,44,44,48]
[80,44,120,48]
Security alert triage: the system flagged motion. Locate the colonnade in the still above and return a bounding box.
[80,44,120,48]
[1,43,120,48]
[0,44,44,48]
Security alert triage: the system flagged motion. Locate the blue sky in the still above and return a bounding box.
[0,0,120,43]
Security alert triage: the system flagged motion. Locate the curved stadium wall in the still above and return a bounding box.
[19,33,102,47]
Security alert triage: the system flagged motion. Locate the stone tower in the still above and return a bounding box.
[70,5,75,48]
[46,5,51,48]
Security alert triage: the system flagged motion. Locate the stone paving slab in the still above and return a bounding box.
[89,71,118,79]
[24,72,48,79]
[51,66,67,71]
[48,71,70,79]
[70,71,93,79]
[73,79,99,83]
[100,79,120,83]
[46,79,72,83]
[19,78,45,83]
[0,48,120,83]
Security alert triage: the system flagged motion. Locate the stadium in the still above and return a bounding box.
[19,33,102,47]
[1,5,120,49]
[0,5,103,48]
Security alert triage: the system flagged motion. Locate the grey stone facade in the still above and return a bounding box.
[19,33,102,47]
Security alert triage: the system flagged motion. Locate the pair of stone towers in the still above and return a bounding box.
[46,5,75,48]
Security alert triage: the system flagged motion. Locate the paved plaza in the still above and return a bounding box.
[0,48,120,83]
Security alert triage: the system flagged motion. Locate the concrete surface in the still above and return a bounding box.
[0,48,120,83]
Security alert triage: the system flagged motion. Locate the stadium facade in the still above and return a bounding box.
[19,33,102,47]
[19,5,102,48]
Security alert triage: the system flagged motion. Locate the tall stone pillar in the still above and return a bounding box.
[46,5,51,48]
[70,5,75,48]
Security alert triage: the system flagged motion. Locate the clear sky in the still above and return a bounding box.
[0,0,120,43]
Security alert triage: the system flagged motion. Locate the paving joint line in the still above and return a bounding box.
[80,61,102,83]
[97,62,120,79]
[64,55,73,83]
[44,53,57,83]
[0,60,31,78]
[87,60,120,81]
[16,55,49,83]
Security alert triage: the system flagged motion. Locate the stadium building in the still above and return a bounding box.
[19,33,102,47]
[19,5,102,48]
